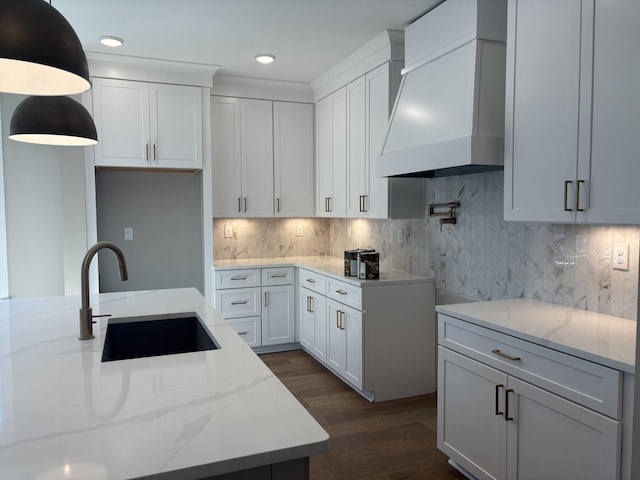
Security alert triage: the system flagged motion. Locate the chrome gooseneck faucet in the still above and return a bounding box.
[79,241,128,340]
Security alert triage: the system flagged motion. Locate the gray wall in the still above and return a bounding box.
[96,170,203,294]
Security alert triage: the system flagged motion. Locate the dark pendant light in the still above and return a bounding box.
[0,0,91,95]
[9,96,97,146]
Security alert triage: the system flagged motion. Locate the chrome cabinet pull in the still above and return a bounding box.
[153,144,157,161]
[563,180,573,211]
[336,289,348,295]
[238,197,241,213]
[340,311,346,330]
[231,300,248,305]
[238,331,248,336]
[309,296,314,313]
[505,388,514,421]
[270,274,287,278]
[492,349,521,362]
[576,180,585,212]
[495,384,504,416]
[264,291,269,307]
[306,278,316,284]
[277,197,280,213]
[306,296,311,312]
[336,310,341,328]
[244,197,247,212]
[230,275,248,281]
[146,144,149,162]
[359,195,367,212]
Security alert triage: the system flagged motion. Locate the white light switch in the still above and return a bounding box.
[613,243,629,271]
[296,224,304,237]
[123,226,133,241]
[224,224,233,238]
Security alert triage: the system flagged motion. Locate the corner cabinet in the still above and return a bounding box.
[92,77,203,169]
[504,0,640,224]
[438,314,623,480]
[211,97,314,218]
[213,267,295,350]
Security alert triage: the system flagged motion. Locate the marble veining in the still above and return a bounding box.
[437,298,636,372]
[0,289,328,479]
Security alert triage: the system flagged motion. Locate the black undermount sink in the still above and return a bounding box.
[101,312,220,362]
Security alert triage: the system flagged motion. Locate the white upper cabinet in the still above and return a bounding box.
[504,0,640,224]
[273,102,314,217]
[93,77,203,170]
[212,96,314,218]
[315,87,347,217]
[240,99,274,217]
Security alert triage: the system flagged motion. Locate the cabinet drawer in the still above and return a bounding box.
[214,269,261,289]
[299,269,326,295]
[226,316,261,347]
[326,277,362,311]
[261,267,294,286]
[215,287,261,319]
[439,314,622,418]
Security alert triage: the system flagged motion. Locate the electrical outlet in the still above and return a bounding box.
[123,226,133,241]
[224,224,233,239]
[396,228,405,246]
[296,224,304,237]
[613,243,629,271]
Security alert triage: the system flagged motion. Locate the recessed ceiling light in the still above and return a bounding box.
[255,54,275,64]
[99,36,124,47]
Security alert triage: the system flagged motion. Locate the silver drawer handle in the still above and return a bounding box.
[237,331,248,336]
[231,275,248,281]
[270,274,287,278]
[231,300,248,305]
[306,278,316,283]
[336,289,348,295]
[492,349,521,362]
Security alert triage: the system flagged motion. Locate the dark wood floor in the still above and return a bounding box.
[260,350,467,480]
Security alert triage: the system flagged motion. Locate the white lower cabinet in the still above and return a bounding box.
[438,315,622,480]
[299,286,327,362]
[327,300,363,390]
[214,267,295,349]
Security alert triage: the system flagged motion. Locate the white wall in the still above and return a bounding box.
[1,93,88,298]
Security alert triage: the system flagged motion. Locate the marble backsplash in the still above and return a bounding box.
[214,171,639,320]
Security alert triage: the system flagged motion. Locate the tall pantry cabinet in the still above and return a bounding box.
[504,0,640,224]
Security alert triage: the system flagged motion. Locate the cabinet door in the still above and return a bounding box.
[346,75,367,218]
[262,285,294,345]
[506,376,621,480]
[438,347,508,480]
[274,102,314,217]
[342,304,362,389]
[241,99,274,217]
[327,299,345,372]
[92,78,150,168]
[315,88,347,217]
[365,64,391,219]
[312,294,328,362]
[150,83,203,169]
[577,0,640,224]
[299,288,315,351]
[211,96,242,217]
[315,94,333,217]
[504,0,581,222]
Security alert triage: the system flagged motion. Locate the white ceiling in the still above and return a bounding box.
[53,0,441,84]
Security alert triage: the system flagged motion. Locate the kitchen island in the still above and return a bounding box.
[0,288,328,479]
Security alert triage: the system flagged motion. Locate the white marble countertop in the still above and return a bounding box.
[437,299,636,373]
[0,288,328,479]
[213,255,434,287]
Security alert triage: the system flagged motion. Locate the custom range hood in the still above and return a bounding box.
[377,0,507,178]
